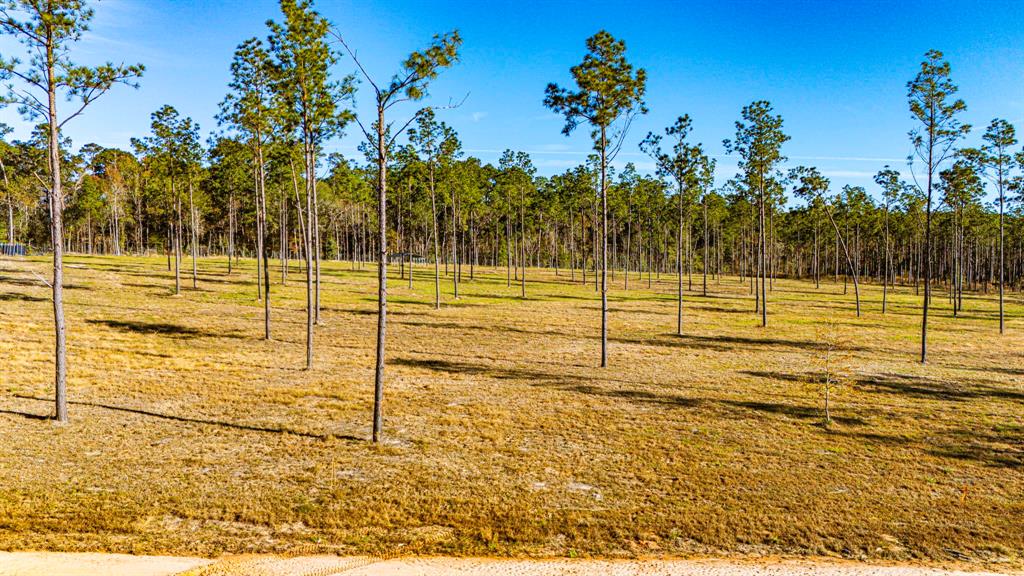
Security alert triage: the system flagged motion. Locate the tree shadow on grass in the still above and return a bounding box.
[529,373,863,423]
[616,333,871,353]
[393,318,581,340]
[928,425,1023,469]
[14,395,360,441]
[744,369,1024,403]
[392,320,482,331]
[392,356,581,384]
[719,399,867,426]
[559,384,704,408]
[87,319,246,340]
[692,305,750,315]
[121,282,165,291]
[0,275,91,290]
[335,307,416,317]
[836,423,1024,469]
[853,372,1024,403]
[547,292,598,301]
[833,429,914,447]
[0,292,47,302]
[960,365,1024,377]
[0,408,51,421]
[742,370,815,383]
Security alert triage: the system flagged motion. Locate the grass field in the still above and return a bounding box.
[0,254,1021,564]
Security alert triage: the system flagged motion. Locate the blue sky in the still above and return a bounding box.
[2,0,1022,202]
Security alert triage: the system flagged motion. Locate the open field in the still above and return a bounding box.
[0,255,1022,565]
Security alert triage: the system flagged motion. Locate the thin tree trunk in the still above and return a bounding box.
[702,195,708,297]
[430,164,440,309]
[825,206,861,316]
[520,183,526,298]
[759,173,767,327]
[188,176,198,289]
[600,128,608,367]
[372,104,388,443]
[47,55,68,422]
[677,183,684,335]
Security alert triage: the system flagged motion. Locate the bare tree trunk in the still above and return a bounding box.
[453,193,460,299]
[290,154,313,369]
[313,167,322,325]
[304,146,315,368]
[702,195,708,297]
[256,146,271,339]
[758,174,767,327]
[600,128,608,367]
[254,178,262,300]
[520,183,526,298]
[111,193,121,256]
[46,57,68,422]
[430,164,440,309]
[921,143,934,363]
[188,176,198,289]
[6,195,14,244]
[174,183,181,295]
[677,183,683,336]
[228,192,235,275]
[882,206,890,313]
[372,104,388,443]
[999,187,1005,334]
[506,192,512,287]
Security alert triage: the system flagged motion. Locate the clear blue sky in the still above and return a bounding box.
[2,0,1022,202]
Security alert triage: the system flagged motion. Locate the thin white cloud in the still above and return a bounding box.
[819,170,885,179]
[789,155,904,163]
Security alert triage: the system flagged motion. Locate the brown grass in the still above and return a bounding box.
[0,254,1021,565]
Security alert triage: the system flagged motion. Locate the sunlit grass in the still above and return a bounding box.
[0,254,1021,564]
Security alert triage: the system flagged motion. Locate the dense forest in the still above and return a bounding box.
[1,0,1021,434]
[6,121,1023,301]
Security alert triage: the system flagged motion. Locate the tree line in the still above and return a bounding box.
[2,0,1022,436]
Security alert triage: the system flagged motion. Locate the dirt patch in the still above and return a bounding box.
[0,551,208,575]
[0,554,1018,576]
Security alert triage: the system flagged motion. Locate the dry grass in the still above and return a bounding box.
[0,254,1022,565]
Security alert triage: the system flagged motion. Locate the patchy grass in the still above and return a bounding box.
[0,254,1022,565]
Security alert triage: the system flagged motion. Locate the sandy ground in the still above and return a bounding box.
[0,553,1019,576]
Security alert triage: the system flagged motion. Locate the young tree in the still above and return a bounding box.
[179,116,203,290]
[0,0,143,422]
[220,37,276,339]
[498,150,535,298]
[640,116,713,333]
[544,30,647,367]
[440,126,464,298]
[408,108,445,308]
[724,101,789,327]
[964,119,1017,333]
[333,28,461,442]
[269,0,354,368]
[697,157,715,297]
[906,49,970,363]
[140,105,198,295]
[790,166,860,316]
[939,159,983,317]
[874,167,905,313]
